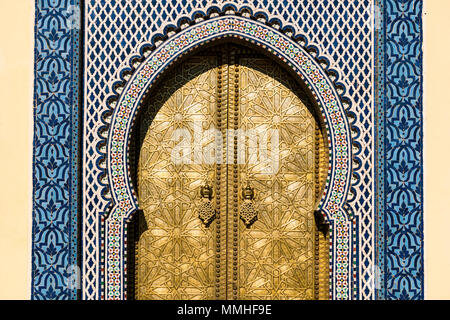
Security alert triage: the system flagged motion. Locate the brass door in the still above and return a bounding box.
[134,44,329,300]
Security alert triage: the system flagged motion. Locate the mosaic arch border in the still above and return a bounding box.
[31,0,424,300]
[104,14,354,301]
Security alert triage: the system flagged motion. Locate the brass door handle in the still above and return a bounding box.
[240,184,258,227]
[198,184,216,226]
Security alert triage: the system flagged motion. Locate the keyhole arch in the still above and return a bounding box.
[103,13,353,300]
[129,42,331,300]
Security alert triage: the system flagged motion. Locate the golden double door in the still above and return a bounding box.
[134,44,329,300]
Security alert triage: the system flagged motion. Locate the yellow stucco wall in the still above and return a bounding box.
[0,0,448,300]
[424,0,450,300]
[0,0,34,300]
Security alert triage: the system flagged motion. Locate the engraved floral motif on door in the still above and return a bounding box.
[135,45,329,300]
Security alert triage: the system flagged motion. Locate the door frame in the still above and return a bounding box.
[102,14,354,300]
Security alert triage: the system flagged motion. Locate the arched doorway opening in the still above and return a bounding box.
[127,42,330,300]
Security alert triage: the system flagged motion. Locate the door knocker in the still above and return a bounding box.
[198,184,216,227]
[240,184,258,227]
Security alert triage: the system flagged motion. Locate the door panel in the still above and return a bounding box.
[135,45,329,300]
[232,55,318,300]
[136,56,219,300]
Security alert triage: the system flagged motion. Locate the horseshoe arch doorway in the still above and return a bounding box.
[127,42,330,300]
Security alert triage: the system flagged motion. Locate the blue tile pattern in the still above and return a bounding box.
[384,0,423,300]
[376,0,424,300]
[32,0,80,300]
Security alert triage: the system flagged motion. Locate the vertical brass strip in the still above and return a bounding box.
[215,51,228,300]
[225,48,232,300]
[231,52,240,300]
[215,54,222,299]
[317,126,330,300]
[225,49,240,300]
[314,124,321,300]
[217,50,229,300]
